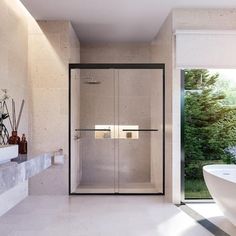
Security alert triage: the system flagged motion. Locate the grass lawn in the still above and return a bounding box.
[185,160,224,199]
[185,179,212,199]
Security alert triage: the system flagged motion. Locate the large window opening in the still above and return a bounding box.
[183,69,236,199]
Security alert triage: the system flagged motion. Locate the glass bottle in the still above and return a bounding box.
[8,131,20,145]
[19,134,27,154]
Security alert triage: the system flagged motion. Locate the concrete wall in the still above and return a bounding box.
[151,14,175,201]
[173,9,236,31]
[0,0,29,213]
[150,69,164,190]
[28,21,80,195]
[81,43,151,63]
[0,0,29,140]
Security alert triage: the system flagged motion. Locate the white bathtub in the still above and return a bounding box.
[203,164,236,226]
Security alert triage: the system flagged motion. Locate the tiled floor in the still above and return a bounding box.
[0,196,213,236]
[187,203,236,236]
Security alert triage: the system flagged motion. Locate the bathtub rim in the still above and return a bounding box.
[203,164,236,185]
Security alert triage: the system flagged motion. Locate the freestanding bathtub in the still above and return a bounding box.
[203,164,236,226]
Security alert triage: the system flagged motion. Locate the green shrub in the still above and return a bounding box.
[184,69,236,169]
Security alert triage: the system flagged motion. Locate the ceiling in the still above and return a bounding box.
[20,0,236,43]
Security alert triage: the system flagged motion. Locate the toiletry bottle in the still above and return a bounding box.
[8,131,20,145]
[19,134,27,154]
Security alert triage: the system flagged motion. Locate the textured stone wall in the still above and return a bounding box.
[0,0,29,140]
[28,21,80,195]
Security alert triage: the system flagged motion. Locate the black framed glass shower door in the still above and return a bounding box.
[69,64,165,195]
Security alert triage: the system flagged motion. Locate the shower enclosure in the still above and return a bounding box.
[69,64,165,194]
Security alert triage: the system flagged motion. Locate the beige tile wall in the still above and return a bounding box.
[173,9,236,31]
[81,43,151,63]
[151,14,174,201]
[28,21,80,195]
[0,0,29,140]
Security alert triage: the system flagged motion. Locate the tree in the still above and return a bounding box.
[184,69,236,179]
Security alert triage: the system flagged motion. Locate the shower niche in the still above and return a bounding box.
[69,64,165,194]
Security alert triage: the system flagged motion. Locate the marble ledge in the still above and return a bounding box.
[0,153,52,195]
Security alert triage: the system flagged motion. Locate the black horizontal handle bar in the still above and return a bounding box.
[75,129,111,131]
[122,129,158,132]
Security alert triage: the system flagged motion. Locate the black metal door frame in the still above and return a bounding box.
[68,63,165,195]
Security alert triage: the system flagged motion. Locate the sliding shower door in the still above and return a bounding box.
[75,69,115,193]
[70,65,164,194]
[118,69,164,193]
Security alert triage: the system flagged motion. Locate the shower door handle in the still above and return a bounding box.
[122,129,158,131]
[75,129,111,131]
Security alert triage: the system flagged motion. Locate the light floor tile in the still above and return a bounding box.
[0,196,212,236]
[187,203,236,236]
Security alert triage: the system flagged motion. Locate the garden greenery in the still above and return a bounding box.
[184,69,236,180]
